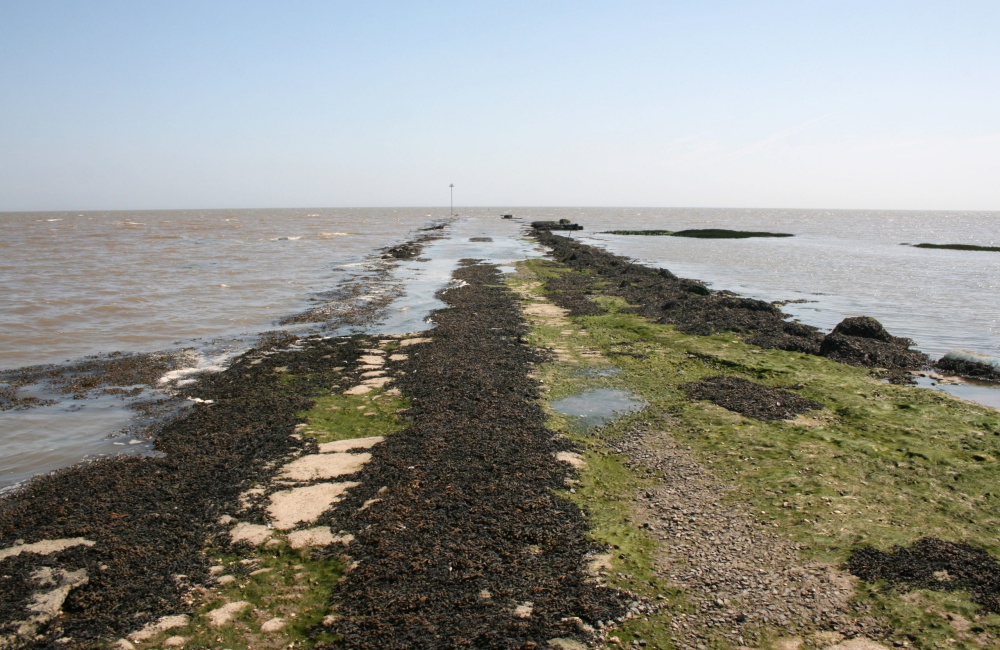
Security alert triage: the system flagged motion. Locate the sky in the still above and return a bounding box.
[1,1,999,211]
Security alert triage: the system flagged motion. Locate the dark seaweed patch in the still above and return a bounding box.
[683,375,823,421]
[601,230,674,236]
[670,229,793,239]
[533,232,929,372]
[600,229,794,238]
[912,243,1000,253]
[317,261,626,649]
[935,354,1000,383]
[819,317,928,372]
[0,335,371,646]
[533,231,825,354]
[848,537,1000,613]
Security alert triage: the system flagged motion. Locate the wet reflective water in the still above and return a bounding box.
[913,376,1000,411]
[3,206,999,488]
[550,388,646,432]
[0,215,542,488]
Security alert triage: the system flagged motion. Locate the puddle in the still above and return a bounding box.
[579,366,621,378]
[550,388,646,432]
[373,217,543,335]
[914,376,1000,411]
[0,394,162,492]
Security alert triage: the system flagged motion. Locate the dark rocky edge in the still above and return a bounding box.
[316,260,627,649]
[0,350,193,413]
[532,231,929,376]
[381,242,423,260]
[531,220,584,231]
[683,376,824,421]
[847,537,1000,614]
[600,229,793,238]
[601,230,674,236]
[912,243,1000,253]
[0,333,371,647]
[935,352,1000,383]
[670,229,793,239]
[819,317,928,373]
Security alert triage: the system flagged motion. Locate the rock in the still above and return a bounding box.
[555,451,586,468]
[279,452,371,482]
[935,350,1000,382]
[343,384,373,395]
[513,602,534,618]
[163,636,187,647]
[207,601,251,627]
[826,639,891,650]
[11,567,90,638]
[0,537,95,561]
[260,617,286,632]
[318,436,384,453]
[130,614,190,641]
[267,481,359,530]
[229,522,273,546]
[399,337,433,347]
[548,639,588,650]
[829,316,893,341]
[820,317,928,370]
[113,640,136,650]
[217,575,237,585]
[287,526,354,549]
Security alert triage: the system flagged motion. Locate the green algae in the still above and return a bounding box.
[530,285,1000,560]
[299,390,409,444]
[513,257,1000,649]
[130,545,344,649]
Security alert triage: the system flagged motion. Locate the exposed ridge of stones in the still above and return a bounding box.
[607,424,876,648]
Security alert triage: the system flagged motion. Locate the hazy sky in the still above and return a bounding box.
[2,1,998,211]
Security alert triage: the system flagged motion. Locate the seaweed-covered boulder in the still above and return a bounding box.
[819,317,928,370]
[935,351,1000,383]
[828,316,893,341]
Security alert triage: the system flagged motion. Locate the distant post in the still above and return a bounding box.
[449,183,454,215]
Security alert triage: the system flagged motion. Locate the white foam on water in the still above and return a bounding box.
[158,351,235,385]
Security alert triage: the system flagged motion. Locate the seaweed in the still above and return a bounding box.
[912,243,1000,253]
[848,537,1000,613]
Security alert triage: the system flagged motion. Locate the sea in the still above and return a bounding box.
[2,207,998,490]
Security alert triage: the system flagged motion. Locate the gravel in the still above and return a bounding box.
[604,423,882,648]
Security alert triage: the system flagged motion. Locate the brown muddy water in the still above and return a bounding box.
[2,207,999,490]
[0,210,541,489]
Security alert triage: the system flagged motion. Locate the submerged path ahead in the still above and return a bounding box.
[318,260,624,648]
